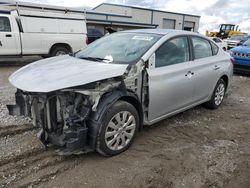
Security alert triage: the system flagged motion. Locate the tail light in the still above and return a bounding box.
[230,58,234,65]
[85,36,89,45]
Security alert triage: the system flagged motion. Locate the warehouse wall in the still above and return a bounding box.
[94,4,200,32]
[184,15,200,32]
[152,11,183,30]
[95,4,132,16]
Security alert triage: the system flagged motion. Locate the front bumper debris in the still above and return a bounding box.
[7,90,93,155]
[7,90,30,116]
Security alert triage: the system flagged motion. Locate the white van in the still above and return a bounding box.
[0,2,87,57]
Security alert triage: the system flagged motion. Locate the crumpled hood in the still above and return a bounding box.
[9,55,128,93]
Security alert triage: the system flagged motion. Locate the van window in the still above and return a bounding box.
[192,37,213,59]
[0,17,11,32]
[155,37,190,67]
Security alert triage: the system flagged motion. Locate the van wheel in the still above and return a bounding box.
[50,46,70,56]
[96,101,139,156]
[204,79,226,109]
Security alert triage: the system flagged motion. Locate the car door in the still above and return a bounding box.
[0,15,17,55]
[191,36,221,103]
[147,36,196,121]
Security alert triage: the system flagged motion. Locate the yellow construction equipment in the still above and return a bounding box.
[206,24,246,39]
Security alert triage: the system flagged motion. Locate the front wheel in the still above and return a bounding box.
[96,101,139,156]
[204,79,226,109]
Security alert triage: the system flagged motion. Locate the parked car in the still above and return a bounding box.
[223,34,248,49]
[0,8,87,57]
[209,37,228,50]
[87,28,104,44]
[7,29,233,156]
[230,38,250,74]
[237,35,250,46]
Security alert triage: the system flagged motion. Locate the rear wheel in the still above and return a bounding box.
[96,101,139,156]
[50,46,70,56]
[204,79,226,109]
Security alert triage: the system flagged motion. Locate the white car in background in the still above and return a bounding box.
[209,37,228,51]
[223,34,248,49]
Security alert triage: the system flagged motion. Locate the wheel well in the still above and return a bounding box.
[119,96,143,130]
[220,75,229,90]
[49,43,72,54]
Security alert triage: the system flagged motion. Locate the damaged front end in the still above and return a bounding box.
[7,79,122,155]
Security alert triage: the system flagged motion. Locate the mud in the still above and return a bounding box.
[0,66,250,188]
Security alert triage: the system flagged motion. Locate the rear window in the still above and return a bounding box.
[212,38,221,43]
[87,28,103,36]
[211,42,219,55]
[192,37,213,59]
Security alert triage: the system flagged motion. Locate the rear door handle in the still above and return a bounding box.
[185,71,194,77]
[214,65,220,70]
[5,34,12,37]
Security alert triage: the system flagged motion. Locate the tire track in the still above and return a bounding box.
[0,124,35,138]
[0,147,79,187]
[18,158,80,188]
[2,152,81,188]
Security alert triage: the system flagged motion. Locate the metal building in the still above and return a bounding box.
[86,3,200,35]
[1,1,200,35]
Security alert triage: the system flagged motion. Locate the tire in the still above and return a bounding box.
[50,46,70,57]
[204,79,226,109]
[41,55,49,58]
[96,101,139,156]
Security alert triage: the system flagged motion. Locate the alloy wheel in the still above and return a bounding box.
[105,111,136,151]
[214,83,225,106]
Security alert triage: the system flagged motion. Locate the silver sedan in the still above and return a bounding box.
[8,29,233,156]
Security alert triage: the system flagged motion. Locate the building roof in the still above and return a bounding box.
[122,29,198,35]
[94,3,201,18]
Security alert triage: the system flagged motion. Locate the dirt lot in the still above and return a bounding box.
[0,64,250,188]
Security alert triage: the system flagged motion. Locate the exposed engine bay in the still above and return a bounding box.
[7,61,149,155]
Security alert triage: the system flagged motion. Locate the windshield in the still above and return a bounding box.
[75,32,162,64]
[243,39,250,46]
[229,35,246,40]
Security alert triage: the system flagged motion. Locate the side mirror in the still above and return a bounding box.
[148,53,156,69]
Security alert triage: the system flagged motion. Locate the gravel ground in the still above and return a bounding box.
[0,64,250,188]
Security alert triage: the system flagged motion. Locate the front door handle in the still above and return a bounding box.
[214,65,220,70]
[6,34,12,37]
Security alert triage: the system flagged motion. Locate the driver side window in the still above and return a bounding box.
[0,17,11,32]
[155,37,190,67]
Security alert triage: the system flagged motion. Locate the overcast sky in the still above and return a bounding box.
[19,0,250,34]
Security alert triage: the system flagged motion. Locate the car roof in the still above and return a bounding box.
[122,29,199,36]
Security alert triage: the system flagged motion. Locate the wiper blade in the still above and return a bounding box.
[78,56,108,62]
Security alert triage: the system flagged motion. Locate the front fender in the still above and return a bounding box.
[86,90,140,149]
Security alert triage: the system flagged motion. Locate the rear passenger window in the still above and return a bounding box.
[0,17,11,32]
[155,37,190,67]
[211,42,219,55]
[212,38,221,43]
[192,37,212,59]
